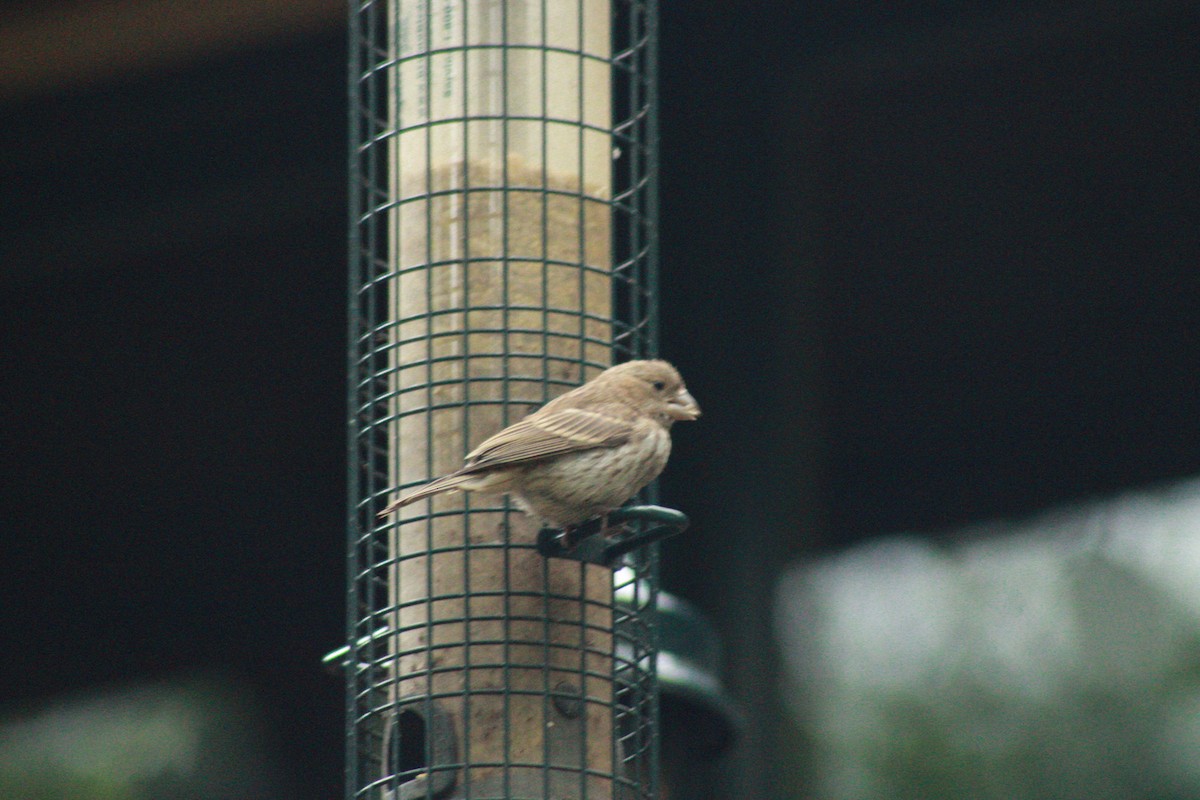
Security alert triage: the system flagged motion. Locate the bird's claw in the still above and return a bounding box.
[536,506,689,566]
[542,515,617,552]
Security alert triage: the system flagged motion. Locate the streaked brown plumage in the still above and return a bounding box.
[377,360,700,527]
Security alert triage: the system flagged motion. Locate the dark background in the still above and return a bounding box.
[2,2,1197,798]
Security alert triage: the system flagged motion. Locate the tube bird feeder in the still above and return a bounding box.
[347,1,660,798]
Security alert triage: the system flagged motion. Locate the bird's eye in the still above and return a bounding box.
[652,381,666,391]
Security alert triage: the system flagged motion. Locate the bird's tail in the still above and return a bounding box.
[376,472,473,517]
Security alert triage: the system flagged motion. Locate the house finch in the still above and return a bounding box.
[377,359,700,528]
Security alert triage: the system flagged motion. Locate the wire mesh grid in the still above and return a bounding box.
[347,1,659,798]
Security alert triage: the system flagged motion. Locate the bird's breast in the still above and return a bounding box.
[515,425,671,526]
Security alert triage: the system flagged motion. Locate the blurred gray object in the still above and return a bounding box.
[0,675,288,800]
[776,478,1200,800]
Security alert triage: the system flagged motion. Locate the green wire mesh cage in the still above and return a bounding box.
[347,1,660,798]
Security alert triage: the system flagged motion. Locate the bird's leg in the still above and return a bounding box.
[538,513,631,559]
[557,515,607,549]
[539,506,691,565]
[596,514,635,541]
[555,525,579,550]
[540,515,605,550]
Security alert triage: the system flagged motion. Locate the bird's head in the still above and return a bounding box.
[602,359,701,423]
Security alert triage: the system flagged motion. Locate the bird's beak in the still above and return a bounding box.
[667,389,701,420]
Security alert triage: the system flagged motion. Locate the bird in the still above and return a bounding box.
[377,359,700,529]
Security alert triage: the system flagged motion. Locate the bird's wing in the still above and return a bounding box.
[461,407,632,470]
